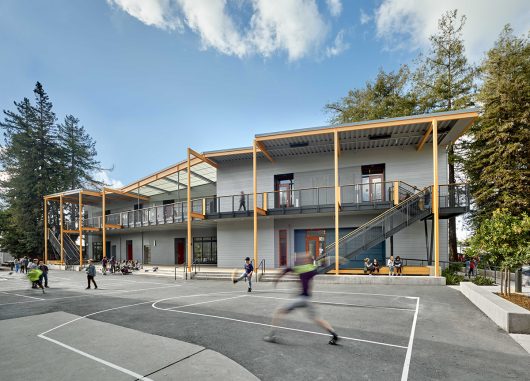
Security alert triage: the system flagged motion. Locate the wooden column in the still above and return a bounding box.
[60,195,64,265]
[253,140,258,267]
[187,149,192,272]
[334,130,340,275]
[44,198,48,264]
[102,188,107,259]
[432,119,440,277]
[79,192,83,266]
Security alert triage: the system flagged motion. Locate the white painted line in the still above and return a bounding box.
[0,291,45,300]
[38,334,153,381]
[153,302,407,349]
[249,295,416,312]
[401,297,420,381]
[167,295,247,310]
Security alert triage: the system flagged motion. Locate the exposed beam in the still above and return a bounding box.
[64,229,80,234]
[120,157,203,193]
[82,227,101,232]
[160,176,187,189]
[189,148,219,169]
[204,148,254,157]
[255,141,274,163]
[190,212,205,220]
[432,119,440,277]
[143,184,172,194]
[104,188,149,201]
[183,168,215,185]
[105,223,123,229]
[416,124,433,151]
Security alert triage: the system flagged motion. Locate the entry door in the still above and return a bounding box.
[126,240,133,261]
[362,175,384,202]
[174,238,185,265]
[279,183,292,207]
[279,230,287,266]
[305,236,320,259]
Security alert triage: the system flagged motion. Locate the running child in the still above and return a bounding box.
[232,257,253,292]
[263,255,339,345]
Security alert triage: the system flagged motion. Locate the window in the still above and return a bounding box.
[274,173,294,208]
[93,242,103,261]
[193,237,217,264]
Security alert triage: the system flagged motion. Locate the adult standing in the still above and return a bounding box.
[39,261,49,288]
[14,258,20,273]
[86,259,98,289]
[110,256,116,274]
[238,191,246,211]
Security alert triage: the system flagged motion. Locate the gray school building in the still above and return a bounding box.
[44,108,478,275]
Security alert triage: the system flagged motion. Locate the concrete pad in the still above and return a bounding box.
[149,349,258,380]
[460,282,530,333]
[510,334,530,355]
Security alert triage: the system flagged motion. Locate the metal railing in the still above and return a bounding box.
[184,259,201,280]
[255,258,266,282]
[318,187,432,273]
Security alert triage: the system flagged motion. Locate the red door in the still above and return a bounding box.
[175,238,185,265]
[126,240,133,261]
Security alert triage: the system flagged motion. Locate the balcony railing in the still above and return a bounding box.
[79,181,468,230]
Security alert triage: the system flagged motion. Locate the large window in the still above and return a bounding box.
[193,237,217,264]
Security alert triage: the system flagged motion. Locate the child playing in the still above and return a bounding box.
[232,257,254,292]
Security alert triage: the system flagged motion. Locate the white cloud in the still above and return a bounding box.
[359,9,371,25]
[94,170,124,189]
[372,0,530,61]
[108,0,343,61]
[107,0,182,30]
[326,29,349,57]
[326,0,342,17]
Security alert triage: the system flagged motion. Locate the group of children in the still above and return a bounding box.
[363,255,403,275]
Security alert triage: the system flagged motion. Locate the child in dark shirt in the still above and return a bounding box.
[233,257,254,292]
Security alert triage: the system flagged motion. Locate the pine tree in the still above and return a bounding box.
[325,65,418,123]
[0,82,62,257]
[463,26,530,225]
[413,10,476,261]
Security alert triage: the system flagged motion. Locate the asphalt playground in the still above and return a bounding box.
[0,270,528,381]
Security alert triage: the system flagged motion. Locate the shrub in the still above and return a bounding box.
[444,271,465,285]
[472,275,495,286]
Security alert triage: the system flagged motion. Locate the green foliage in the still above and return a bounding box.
[462,26,530,226]
[442,267,465,285]
[325,65,418,124]
[0,82,104,258]
[472,275,494,286]
[467,209,530,269]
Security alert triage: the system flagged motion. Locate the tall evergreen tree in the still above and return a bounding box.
[0,82,62,257]
[325,65,418,124]
[413,10,476,261]
[463,26,530,225]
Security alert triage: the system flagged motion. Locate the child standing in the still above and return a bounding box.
[387,256,395,276]
[86,259,98,289]
[233,257,253,292]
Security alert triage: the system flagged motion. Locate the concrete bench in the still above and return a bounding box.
[460,282,530,333]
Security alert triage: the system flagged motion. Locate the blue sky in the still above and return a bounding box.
[0,0,528,187]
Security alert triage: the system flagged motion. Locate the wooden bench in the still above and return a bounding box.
[327,266,430,276]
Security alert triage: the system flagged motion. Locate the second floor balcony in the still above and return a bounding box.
[77,182,469,230]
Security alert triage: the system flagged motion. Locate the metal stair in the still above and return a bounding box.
[47,228,80,265]
[318,187,432,274]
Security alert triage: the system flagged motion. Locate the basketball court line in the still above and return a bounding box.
[152,294,409,349]
[248,294,416,311]
[0,291,45,300]
[36,290,249,380]
[401,297,420,381]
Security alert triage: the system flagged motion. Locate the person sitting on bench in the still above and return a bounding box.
[394,256,403,276]
[363,258,375,275]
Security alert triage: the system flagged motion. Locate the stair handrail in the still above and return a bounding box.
[255,258,266,282]
[323,185,431,253]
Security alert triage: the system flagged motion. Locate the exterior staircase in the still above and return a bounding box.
[48,228,80,266]
[318,186,432,274]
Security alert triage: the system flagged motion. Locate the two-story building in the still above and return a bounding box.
[44,108,478,276]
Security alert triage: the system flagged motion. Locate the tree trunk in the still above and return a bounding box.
[500,270,504,295]
[448,146,458,261]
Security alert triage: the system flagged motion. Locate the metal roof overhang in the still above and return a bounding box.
[252,108,479,159]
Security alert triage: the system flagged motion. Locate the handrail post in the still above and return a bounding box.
[202,198,206,215]
[393,181,399,206]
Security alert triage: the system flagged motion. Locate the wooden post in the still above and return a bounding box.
[44,198,48,264]
[253,140,258,267]
[187,149,192,272]
[432,119,440,277]
[79,192,83,266]
[334,130,340,275]
[60,195,64,265]
[393,181,399,205]
[102,188,107,259]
